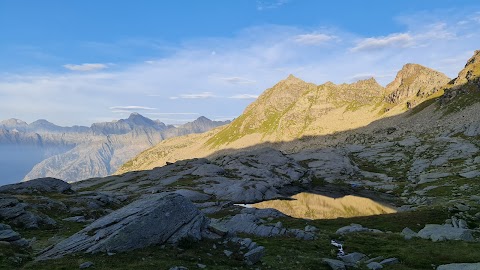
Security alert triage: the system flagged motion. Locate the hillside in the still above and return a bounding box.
[117,62,453,174]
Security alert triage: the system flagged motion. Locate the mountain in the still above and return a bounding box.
[0,114,229,183]
[117,53,480,175]
[385,63,450,106]
[91,112,167,135]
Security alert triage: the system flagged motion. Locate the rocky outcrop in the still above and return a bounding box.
[37,193,207,260]
[437,263,480,270]
[417,224,474,242]
[336,224,383,235]
[215,207,316,240]
[0,178,72,194]
[0,195,56,229]
[385,63,450,104]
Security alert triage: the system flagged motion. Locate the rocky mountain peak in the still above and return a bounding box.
[453,50,480,86]
[385,63,450,104]
[347,77,383,90]
[280,74,307,86]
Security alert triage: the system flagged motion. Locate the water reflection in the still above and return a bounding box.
[250,192,396,219]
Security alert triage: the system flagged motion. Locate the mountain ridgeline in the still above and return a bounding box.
[117,58,471,174]
[0,114,229,183]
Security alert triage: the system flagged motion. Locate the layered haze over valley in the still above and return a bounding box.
[0,114,228,184]
[1,1,480,270]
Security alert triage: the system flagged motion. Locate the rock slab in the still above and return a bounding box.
[37,193,206,260]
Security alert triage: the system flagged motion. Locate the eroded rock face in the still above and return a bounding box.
[37,193,207,260]
[0,178,72,194]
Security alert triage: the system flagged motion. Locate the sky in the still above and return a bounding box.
[1,0,480,126]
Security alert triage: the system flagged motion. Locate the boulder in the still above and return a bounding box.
[79,261,94,269]
[37,193,207,260]
[339,252,366,265]
[417,224,474,242]
[322,258,346,270]
[437,263,480,270]
[0,178,72,194]
[401,227,417,240]
[244,246,265,265]
[380,257,399,265]
[367,262,383,269]
[0,195,56,229]
[336,224,382,235]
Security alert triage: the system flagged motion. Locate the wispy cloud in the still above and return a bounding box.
[171,92,216,99]
[229,94,259,99]
[294,33,337,45]
[109,106,157,111]
[257,0,290,11]
[220,77,256,84]
[351,33,414,52]
[351,23,456,52]
[63,63,108,71]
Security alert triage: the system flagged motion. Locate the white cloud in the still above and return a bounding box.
[351,33,414,52]
[109,106,157,111]
[294,33,336,45]
[63,63,108,71]
[171,92,217,99]
[220,77,256,84]
[229,94,259,99]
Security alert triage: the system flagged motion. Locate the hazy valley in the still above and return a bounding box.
[0,114,229,184]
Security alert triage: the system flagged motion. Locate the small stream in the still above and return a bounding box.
[241,192,396,219]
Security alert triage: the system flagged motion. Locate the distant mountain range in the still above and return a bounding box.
[0,114,229,183]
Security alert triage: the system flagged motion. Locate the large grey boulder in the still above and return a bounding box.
[437,263,480,270]
[0,178,72,194]
[336,224,382,235]
[339,252,366,265]
[37,193,207,260]
[244,246,265,265]
[417,224,474,242]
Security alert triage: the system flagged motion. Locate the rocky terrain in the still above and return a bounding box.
[0,114,229,183]
[0,51,479,269]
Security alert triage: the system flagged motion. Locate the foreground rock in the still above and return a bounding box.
[37,193,207,260]
[336,224,383,235]
[417,224,474,242]
[0,178,72,194]
[0,195,57,229]
[437,263,480,270]
[0,223,30,247]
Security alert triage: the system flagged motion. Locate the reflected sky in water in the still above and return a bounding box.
[250,192,396,219]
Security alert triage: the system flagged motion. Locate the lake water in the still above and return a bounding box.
[249,192,396,219]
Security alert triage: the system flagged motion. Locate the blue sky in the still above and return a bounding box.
[1,0,480,126]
